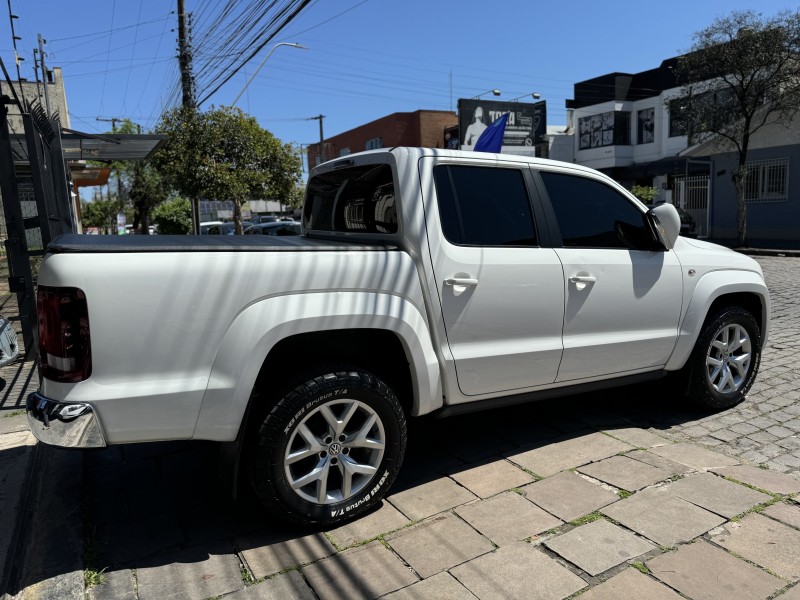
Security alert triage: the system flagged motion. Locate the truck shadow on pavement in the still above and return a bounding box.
[8,383,719,597]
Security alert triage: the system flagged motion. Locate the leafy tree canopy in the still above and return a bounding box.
[152,106,303,233]
[152,197,192,234]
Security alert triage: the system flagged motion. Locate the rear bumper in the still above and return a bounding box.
[26,392,107,448]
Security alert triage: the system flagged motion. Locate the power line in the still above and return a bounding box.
[97,0,117,116]
[47,14,173,43]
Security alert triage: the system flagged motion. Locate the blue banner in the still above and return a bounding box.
[474,112,509,153]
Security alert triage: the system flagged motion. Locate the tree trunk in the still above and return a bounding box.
[732,164,748,247]
[233,199,243,235]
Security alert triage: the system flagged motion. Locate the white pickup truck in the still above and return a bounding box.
[28,147,770,525]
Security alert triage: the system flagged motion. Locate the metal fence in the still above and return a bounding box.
[672,174,710,238]
[0,96,75,356]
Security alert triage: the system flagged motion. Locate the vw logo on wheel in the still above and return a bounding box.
[328,443,342,456]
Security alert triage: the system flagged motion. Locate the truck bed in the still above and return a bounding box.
[48,234,396,253]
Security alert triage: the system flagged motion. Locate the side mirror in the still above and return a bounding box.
[649,203,681,250]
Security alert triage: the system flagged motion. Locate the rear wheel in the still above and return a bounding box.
[687,307,761,410]
[249,367,406,526]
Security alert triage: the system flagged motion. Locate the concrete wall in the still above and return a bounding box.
[0,67,70,133]
[708,144,800,247]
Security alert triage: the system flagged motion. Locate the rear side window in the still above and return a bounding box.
[303,164,397,233]
[433,165,537,246]
[539,171,652,249]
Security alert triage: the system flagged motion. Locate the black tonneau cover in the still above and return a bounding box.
[47,234,397,254]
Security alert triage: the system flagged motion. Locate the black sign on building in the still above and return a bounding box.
[457,98,547,149]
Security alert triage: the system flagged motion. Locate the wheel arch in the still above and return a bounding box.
[193,291,443,442]
[665,270,770,371]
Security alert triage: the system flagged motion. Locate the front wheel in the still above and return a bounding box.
[249,367,407,526]
[687,307,761,410]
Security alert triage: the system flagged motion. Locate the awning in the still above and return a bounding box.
[10,130,166,162]
[60,130,166,161]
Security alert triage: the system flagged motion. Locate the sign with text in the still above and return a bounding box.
[458,98,546,149]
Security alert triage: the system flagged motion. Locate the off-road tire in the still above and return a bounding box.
[687,307,761,410]
[249,367,406,526]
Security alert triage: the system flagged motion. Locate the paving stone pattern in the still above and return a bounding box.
[7,255,800,600]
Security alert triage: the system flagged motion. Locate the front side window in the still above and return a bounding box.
[637,108,655,144]
[303,164,397,233]
[433,165,537,246]
[578,111,631,149]
[669,99,688,137]
[540,171,653,250]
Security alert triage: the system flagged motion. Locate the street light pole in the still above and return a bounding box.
[231,42,307,107]
[510,92,541,102]
[471,89,501,99]
[307,114,325,165]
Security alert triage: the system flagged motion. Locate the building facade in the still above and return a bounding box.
[307,110,457,169]
[568,56,798,247]
[0,66,70,132]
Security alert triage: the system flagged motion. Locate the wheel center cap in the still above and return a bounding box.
[328,443,342,456]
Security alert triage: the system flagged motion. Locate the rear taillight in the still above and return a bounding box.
[37,286,92,383]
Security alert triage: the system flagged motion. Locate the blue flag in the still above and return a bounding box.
[473,112,509,153]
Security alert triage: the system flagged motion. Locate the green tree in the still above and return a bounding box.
[677,9,800,246]
[129,160,169,234]
[80,197,122,234]
[151,197,192,234]
[152,106,303,234]
[91,118,141,206]
[630,185,659,205]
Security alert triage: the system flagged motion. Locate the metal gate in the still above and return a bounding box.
[0,92,75,356]
[672,174,710,238]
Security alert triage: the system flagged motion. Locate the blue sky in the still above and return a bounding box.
[1,0,795,163]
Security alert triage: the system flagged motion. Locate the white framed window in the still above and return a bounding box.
[364,137,383,151]
[744,158,789,203]
[338,148,351,157]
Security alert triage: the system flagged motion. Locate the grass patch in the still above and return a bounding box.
[569,512,604,527]
[1,410,25,418]
[617,489,632,499]
[721,476,782,500]
[240,563,256,585]
[631,561,650,574]
[84,567,107,588]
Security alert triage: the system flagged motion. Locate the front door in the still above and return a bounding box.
[537,170,683,382]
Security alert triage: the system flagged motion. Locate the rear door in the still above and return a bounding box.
[535,170,683,382]
[423,159,565,397]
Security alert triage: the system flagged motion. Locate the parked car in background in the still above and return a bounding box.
[243,221,301,236]
[249,215,279,224]
[676,207,697,238]
[200,221,226,235]
[0,317,19,367]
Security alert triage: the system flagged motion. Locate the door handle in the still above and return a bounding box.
[444,278,479,287]
[569,275,596,284]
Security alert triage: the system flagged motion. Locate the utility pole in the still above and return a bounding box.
[37,34,51,116]
[33,48,42,103]
[177,0,200,232]
[177,0,195,109]
[307,114,325,166]
[96,116,121,131]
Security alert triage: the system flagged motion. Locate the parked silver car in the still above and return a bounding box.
[243,221,302,236]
